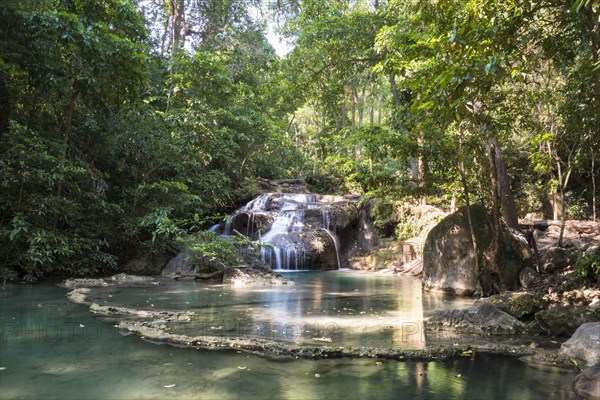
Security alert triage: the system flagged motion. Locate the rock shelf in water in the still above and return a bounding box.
[63,274,579,368]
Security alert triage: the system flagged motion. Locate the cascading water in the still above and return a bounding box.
[217,192,344,271]
[321,207,341,269]
[259,196,309,271]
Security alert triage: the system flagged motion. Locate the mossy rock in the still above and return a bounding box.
[507,293,546,318]
[535,305,600,337]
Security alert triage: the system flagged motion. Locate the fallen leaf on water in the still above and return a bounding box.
[375,362,383,367]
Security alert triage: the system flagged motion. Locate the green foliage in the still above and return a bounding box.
[0,0,298,280]
[176,232,260,268]
[0,122,119,280]
[1,0,598,281]
[567,196,590,220]
[574,249,600,281]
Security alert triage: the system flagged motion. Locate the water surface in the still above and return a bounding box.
[0,272,576,400]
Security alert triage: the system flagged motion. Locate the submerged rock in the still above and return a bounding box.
[560,322,600,368]
[422,205,533,296]
[63,274,159,289]
[89,303,193,322]
[425,302,526,335]
[66,288,91,304]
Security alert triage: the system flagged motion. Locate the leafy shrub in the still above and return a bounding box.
[567,196,589,220]
[176,232,260,268]
[574,248,600,282]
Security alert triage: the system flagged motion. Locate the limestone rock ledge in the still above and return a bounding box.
[425,302,526,335]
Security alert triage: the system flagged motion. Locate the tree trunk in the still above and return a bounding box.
[351,86,357,127]
[160,15,171,56]
[389,75,400,110]
[417,130,426,198]
[369,79,375,125]
[488,139,519,229]
[486,140,502,293]
[458,132,481,294]
[171,0,185,51]
[378,88,383,124]
[593,153,597,222]
[341,97,347,127]
[557,160,567,247]
[460,171,481,294]
[358,83,366,127]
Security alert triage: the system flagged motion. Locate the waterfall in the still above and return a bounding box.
[259,197,308,271]
[321,208,341,269]
[217,192,345,271]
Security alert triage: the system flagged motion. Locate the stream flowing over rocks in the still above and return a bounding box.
[219,192,377,271]
[164,189,377,278]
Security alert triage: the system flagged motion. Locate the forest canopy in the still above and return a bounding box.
[1,0,598,281]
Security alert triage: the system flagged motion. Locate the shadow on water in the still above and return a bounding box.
[0,275,576,400]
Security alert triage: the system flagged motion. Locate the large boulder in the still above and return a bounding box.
[560,322,600,368]
[161,252,196,277]
[222,266,290,286]
[122,251,172,275]
[422,205,532,296]
[572,364,600,400]
[539,246,579,274]
[425,301,525,335]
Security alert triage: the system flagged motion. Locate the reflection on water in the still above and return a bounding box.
[0,273,576,400]
[86,271,474,349]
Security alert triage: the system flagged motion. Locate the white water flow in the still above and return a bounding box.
[259,199,307,271]
[321,208,341,269]
[220,193,343,271]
